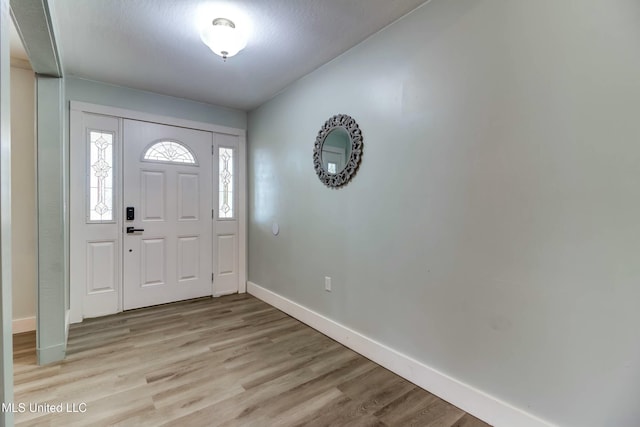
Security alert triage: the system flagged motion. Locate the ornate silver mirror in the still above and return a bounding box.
[313,114,363,188]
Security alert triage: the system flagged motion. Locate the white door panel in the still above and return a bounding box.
[70,112,121,319]
[123,120,212,310]
[86,241,116,293]
[178,173,199,220]
[141,171,165,220]
[141,238,166,286]
[178,236,200,282]
[213,134,240,295]
[217,235,236,274]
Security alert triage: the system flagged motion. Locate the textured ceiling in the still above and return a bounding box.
[52,0,430,111]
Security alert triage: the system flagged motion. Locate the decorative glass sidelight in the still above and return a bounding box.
[88,130,114,222]
[143,140,197,164]
[218,147,234,219]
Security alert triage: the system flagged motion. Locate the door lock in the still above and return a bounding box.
[126,226,145,234]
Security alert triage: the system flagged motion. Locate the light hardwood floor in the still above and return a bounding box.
[13,294,491,426]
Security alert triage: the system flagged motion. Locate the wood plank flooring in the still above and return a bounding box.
[13,294,491,426]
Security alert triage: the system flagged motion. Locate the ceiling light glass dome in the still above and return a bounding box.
[200,18,247,61]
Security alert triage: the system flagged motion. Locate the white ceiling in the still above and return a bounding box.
[52,0,429,111]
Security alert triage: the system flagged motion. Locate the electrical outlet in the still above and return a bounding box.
[325,276,332,292]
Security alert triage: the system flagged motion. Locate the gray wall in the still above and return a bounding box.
[65,77,247,130]
[36,75,66,365]
[247,1,640,426]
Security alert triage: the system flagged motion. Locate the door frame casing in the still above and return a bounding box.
[69,101,247,324]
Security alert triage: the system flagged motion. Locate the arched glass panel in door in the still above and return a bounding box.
[142,140,198,165]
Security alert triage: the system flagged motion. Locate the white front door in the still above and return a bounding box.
[122,120,212,310]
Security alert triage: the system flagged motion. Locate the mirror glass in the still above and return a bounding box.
[321,127,351,175]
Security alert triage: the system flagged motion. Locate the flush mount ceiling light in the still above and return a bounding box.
[200,17,247,61]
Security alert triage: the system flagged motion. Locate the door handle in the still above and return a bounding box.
[126,226,145,234]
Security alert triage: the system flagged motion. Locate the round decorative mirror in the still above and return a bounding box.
[313,114,363,188]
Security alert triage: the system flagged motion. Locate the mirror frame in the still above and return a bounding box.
[313,114,363,188]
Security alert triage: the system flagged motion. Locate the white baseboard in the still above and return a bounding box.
[247,281,555,427]
[65,309,70,342]
[13,316,36,334]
